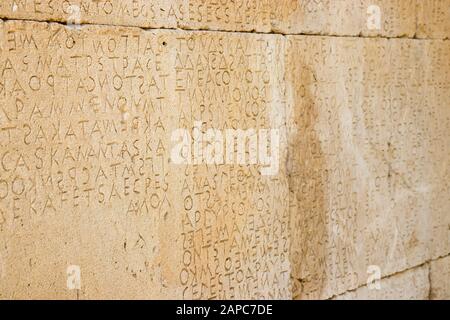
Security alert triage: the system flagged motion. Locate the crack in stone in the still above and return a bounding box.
[327,252,450,300]
[0,16,448,41]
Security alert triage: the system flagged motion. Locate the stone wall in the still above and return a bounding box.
[0,1,448,299]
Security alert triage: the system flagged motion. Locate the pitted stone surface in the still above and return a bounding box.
[417,0,450,39]
[0,20,290,299]
[0,2,449,300]
[287,36,450,299]
[430,256,450,299]
[333,266,430,300]
[0,1,448,38]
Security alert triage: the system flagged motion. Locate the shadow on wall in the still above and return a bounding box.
[287,39,329,300]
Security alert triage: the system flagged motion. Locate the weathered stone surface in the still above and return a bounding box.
[0,13,449,300]
[280,0,416,37]
[333,265,430,300]
[287,36,450,299]
[430,256,450,299]
[0,20,290,299]
[179,0,416,38]
[0,1,447,39]
[0,0,182,29]
[417,0,450,39]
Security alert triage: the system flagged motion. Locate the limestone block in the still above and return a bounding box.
[417,0,450,39]
[333,265,430,300]
[287,36,450,299]
[177,0,416,37]
[425,40,450,260]
[0,0,182,28]
[430,256,450,299]
[0,16,448,301]
[0,1,445,39]
[279,0,416,37]
[0,20,290,299]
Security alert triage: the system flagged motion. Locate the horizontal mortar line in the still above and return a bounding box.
[327,252,450,300]
[0,16,448,41]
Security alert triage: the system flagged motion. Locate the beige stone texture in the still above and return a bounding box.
[0,3,448,301]
[280,0,416,37]
[0,20,290,299]
[430,256,450,299]
[0,1,447,38]
[287,36,450,299]
[333,265,430,300]
[0,0,182,29]
[417,0,450,39]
